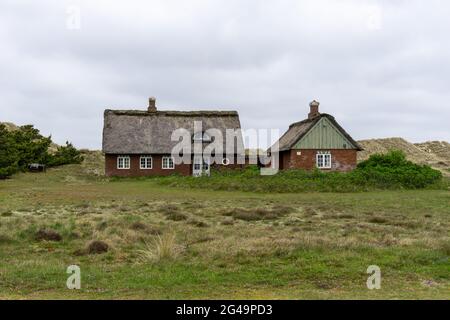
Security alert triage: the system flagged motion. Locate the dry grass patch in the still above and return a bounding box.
[221,218,234,226]
[187,219,209,228]
[165,211,188,221]
[0,234,14,244]
[137,233,184,263]
[158,204,188,221]
[224,206,294,221]
[35,229,62,242]
[1,211,13,217]
[129,222,162,235]
[368,216,389,224]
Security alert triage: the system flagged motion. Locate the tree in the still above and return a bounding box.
[0,124,20,178]
[48,142,84,166]
[0,124,84,179]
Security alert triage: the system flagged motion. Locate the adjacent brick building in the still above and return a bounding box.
[269,101,363,172]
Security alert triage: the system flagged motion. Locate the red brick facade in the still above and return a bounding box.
[105,154,246,177]
[277,149,357,172]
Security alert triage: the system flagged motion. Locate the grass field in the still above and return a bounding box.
[0,162,449,299]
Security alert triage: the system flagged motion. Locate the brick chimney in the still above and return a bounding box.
[308,100,320,119]
[148,97,157,112]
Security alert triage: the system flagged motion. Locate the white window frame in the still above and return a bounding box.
[140,156,152,170]
[162,156,175,170]
[117,155,131,170]
[316,152,332,169]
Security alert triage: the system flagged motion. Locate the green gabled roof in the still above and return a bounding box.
[269,114,363,152]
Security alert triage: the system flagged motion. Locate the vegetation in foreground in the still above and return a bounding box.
[157,151,445,193]
[0,123,83,179]
[0,160,448,299]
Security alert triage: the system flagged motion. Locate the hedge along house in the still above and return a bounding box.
[102,97,246,177]
[269,100,363,172]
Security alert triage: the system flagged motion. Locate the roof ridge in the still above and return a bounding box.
[288,113,336,128]
[105,109,239,117]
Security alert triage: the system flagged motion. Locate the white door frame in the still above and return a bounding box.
[193,155,210,177]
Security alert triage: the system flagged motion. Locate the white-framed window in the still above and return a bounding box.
[117,155,130,169]
[140,156,152,169]
[193,157,202,171]
[162,156,175,169]
[316,152,332,169]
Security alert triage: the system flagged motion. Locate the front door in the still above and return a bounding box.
[193,156,210,177]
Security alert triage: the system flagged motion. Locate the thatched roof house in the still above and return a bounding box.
[102,98,245,177]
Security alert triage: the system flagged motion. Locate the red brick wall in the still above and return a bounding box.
[105,154,247,177]
[105,154,191,177]
[277,149,357,172]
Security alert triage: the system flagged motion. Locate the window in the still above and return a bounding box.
[202,158,210,170]
[194,157,202,171]
[162,156,175,169]
[316,152,331,169]
[117,155,130,169]
[140,156,152,169]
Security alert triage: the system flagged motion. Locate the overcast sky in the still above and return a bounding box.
[1,0,449,149]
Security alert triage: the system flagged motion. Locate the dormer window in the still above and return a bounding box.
[193,132,212,142]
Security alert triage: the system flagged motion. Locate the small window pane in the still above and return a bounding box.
[140,156,152,169]
[162,157,174,169]
[118,156,130,169]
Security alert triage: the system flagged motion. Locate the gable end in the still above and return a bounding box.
[293,117,358,150]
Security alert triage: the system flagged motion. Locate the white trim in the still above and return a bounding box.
[316,152,332,169]
[140,156,152,170]
[117,155,130,170]
[162,156,175,170]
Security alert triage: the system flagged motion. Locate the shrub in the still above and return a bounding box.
[154,151,442,193]
[355,151,442,189]
[0,124,20,179]
[0,124,84,179]
[47,142,84,167]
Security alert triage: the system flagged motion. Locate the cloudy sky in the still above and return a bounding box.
[1,0,449,149]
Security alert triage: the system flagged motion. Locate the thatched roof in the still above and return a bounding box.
[270,114,363,152]
[102,109,244,154]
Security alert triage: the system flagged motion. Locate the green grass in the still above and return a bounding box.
[151,160,447,193]
[0,164,449,299]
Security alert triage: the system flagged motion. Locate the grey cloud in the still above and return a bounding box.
[1,0,449,149]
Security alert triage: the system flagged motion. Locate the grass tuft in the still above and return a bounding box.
[137,233,183,263]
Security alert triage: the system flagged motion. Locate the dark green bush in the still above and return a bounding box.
[0,124,20,178]
[355,150,442,189]
[47,142,84,167]
[154,151,443,193]
[0,124,84,178]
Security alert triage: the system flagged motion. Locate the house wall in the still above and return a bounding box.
[277,149,357,172]
[105,154,247,177]
[105,154,191,177]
